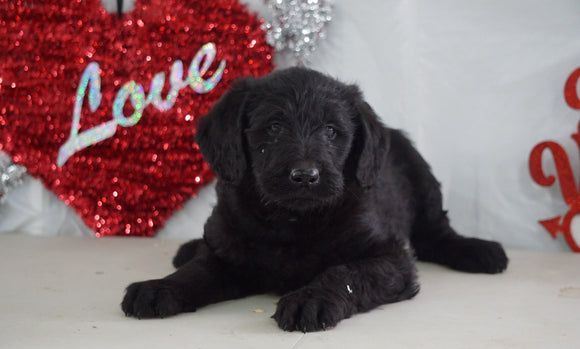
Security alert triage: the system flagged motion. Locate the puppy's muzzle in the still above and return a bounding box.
[289,166,320,187]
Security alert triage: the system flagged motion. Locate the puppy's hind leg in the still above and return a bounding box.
[404,153,507,273]
[172,239,204,268]
[390,130,507,273]
[411,200,508,274]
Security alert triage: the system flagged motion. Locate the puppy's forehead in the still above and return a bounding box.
[250,68,351,123]
[260,68,344,98]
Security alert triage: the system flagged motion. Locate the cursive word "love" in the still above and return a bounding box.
[57,42,226,167]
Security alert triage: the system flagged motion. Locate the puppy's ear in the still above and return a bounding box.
[195,79,250,184]
[347,86,390,188]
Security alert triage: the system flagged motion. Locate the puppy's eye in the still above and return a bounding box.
[326,126,337,140]
[268,122,282,135]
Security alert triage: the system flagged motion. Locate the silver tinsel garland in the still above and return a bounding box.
[262,0,333,64]
[0,153,27,202]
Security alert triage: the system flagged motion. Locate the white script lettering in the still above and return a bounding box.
[57,42,226,167]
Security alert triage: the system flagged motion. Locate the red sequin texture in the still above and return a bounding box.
[0,0,274,236]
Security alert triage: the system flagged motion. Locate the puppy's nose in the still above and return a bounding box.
[290,168,320,186]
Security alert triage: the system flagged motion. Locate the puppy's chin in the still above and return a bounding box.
[260,187,344,212]
[274,196,336,212]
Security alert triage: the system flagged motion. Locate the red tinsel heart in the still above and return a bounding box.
[0,0,273,236]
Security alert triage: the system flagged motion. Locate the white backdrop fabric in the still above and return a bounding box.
[2,0,580,252]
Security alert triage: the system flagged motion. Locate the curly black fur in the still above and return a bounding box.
[121,67,508,332]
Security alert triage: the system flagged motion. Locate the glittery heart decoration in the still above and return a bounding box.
[0,0,273,236]
[261,0,333,64]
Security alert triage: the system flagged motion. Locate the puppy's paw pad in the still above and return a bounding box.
[121,279,186,319]
[272,288,347,332]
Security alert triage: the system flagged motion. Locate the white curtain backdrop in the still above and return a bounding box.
[2,0,580,252]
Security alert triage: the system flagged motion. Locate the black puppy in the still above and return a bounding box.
[121,67,508,332]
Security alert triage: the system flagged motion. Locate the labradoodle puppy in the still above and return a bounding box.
[121,67,508,332]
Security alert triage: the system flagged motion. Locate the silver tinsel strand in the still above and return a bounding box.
[261,0,333,64]
[0,153,27,202]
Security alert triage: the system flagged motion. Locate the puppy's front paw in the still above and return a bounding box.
[121,279,189,319]
[272,287,351,332]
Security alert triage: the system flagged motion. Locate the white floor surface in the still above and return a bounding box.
[1,235,579,349]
